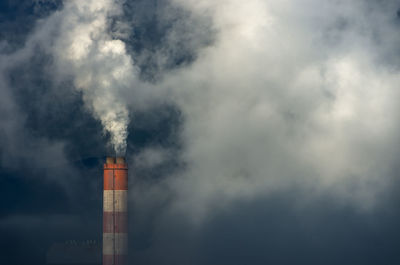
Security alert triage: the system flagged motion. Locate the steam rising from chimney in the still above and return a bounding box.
[53,0,135,155]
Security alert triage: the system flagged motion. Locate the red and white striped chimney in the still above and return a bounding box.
[103,157,128,265]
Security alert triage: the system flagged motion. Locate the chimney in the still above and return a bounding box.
[103,157,128,265]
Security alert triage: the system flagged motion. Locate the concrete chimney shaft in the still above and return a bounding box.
[103,157,128,265]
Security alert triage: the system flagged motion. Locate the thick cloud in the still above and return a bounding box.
[145,0,400,219]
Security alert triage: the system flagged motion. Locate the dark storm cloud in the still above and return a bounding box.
[110,0,215,81]
[0,0,62,52]
[197,192,400,265]
[0,41,105,262]
[129,189,400,265]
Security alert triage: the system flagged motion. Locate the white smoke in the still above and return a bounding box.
[49,0,136,155]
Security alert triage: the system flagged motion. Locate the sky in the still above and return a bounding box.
[1,0,400,264]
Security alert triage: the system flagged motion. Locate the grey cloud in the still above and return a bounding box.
[139,0,400,220]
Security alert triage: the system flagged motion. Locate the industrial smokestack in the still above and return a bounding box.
[103,156,128,265]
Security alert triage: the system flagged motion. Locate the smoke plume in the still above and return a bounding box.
[50,0,136,155]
